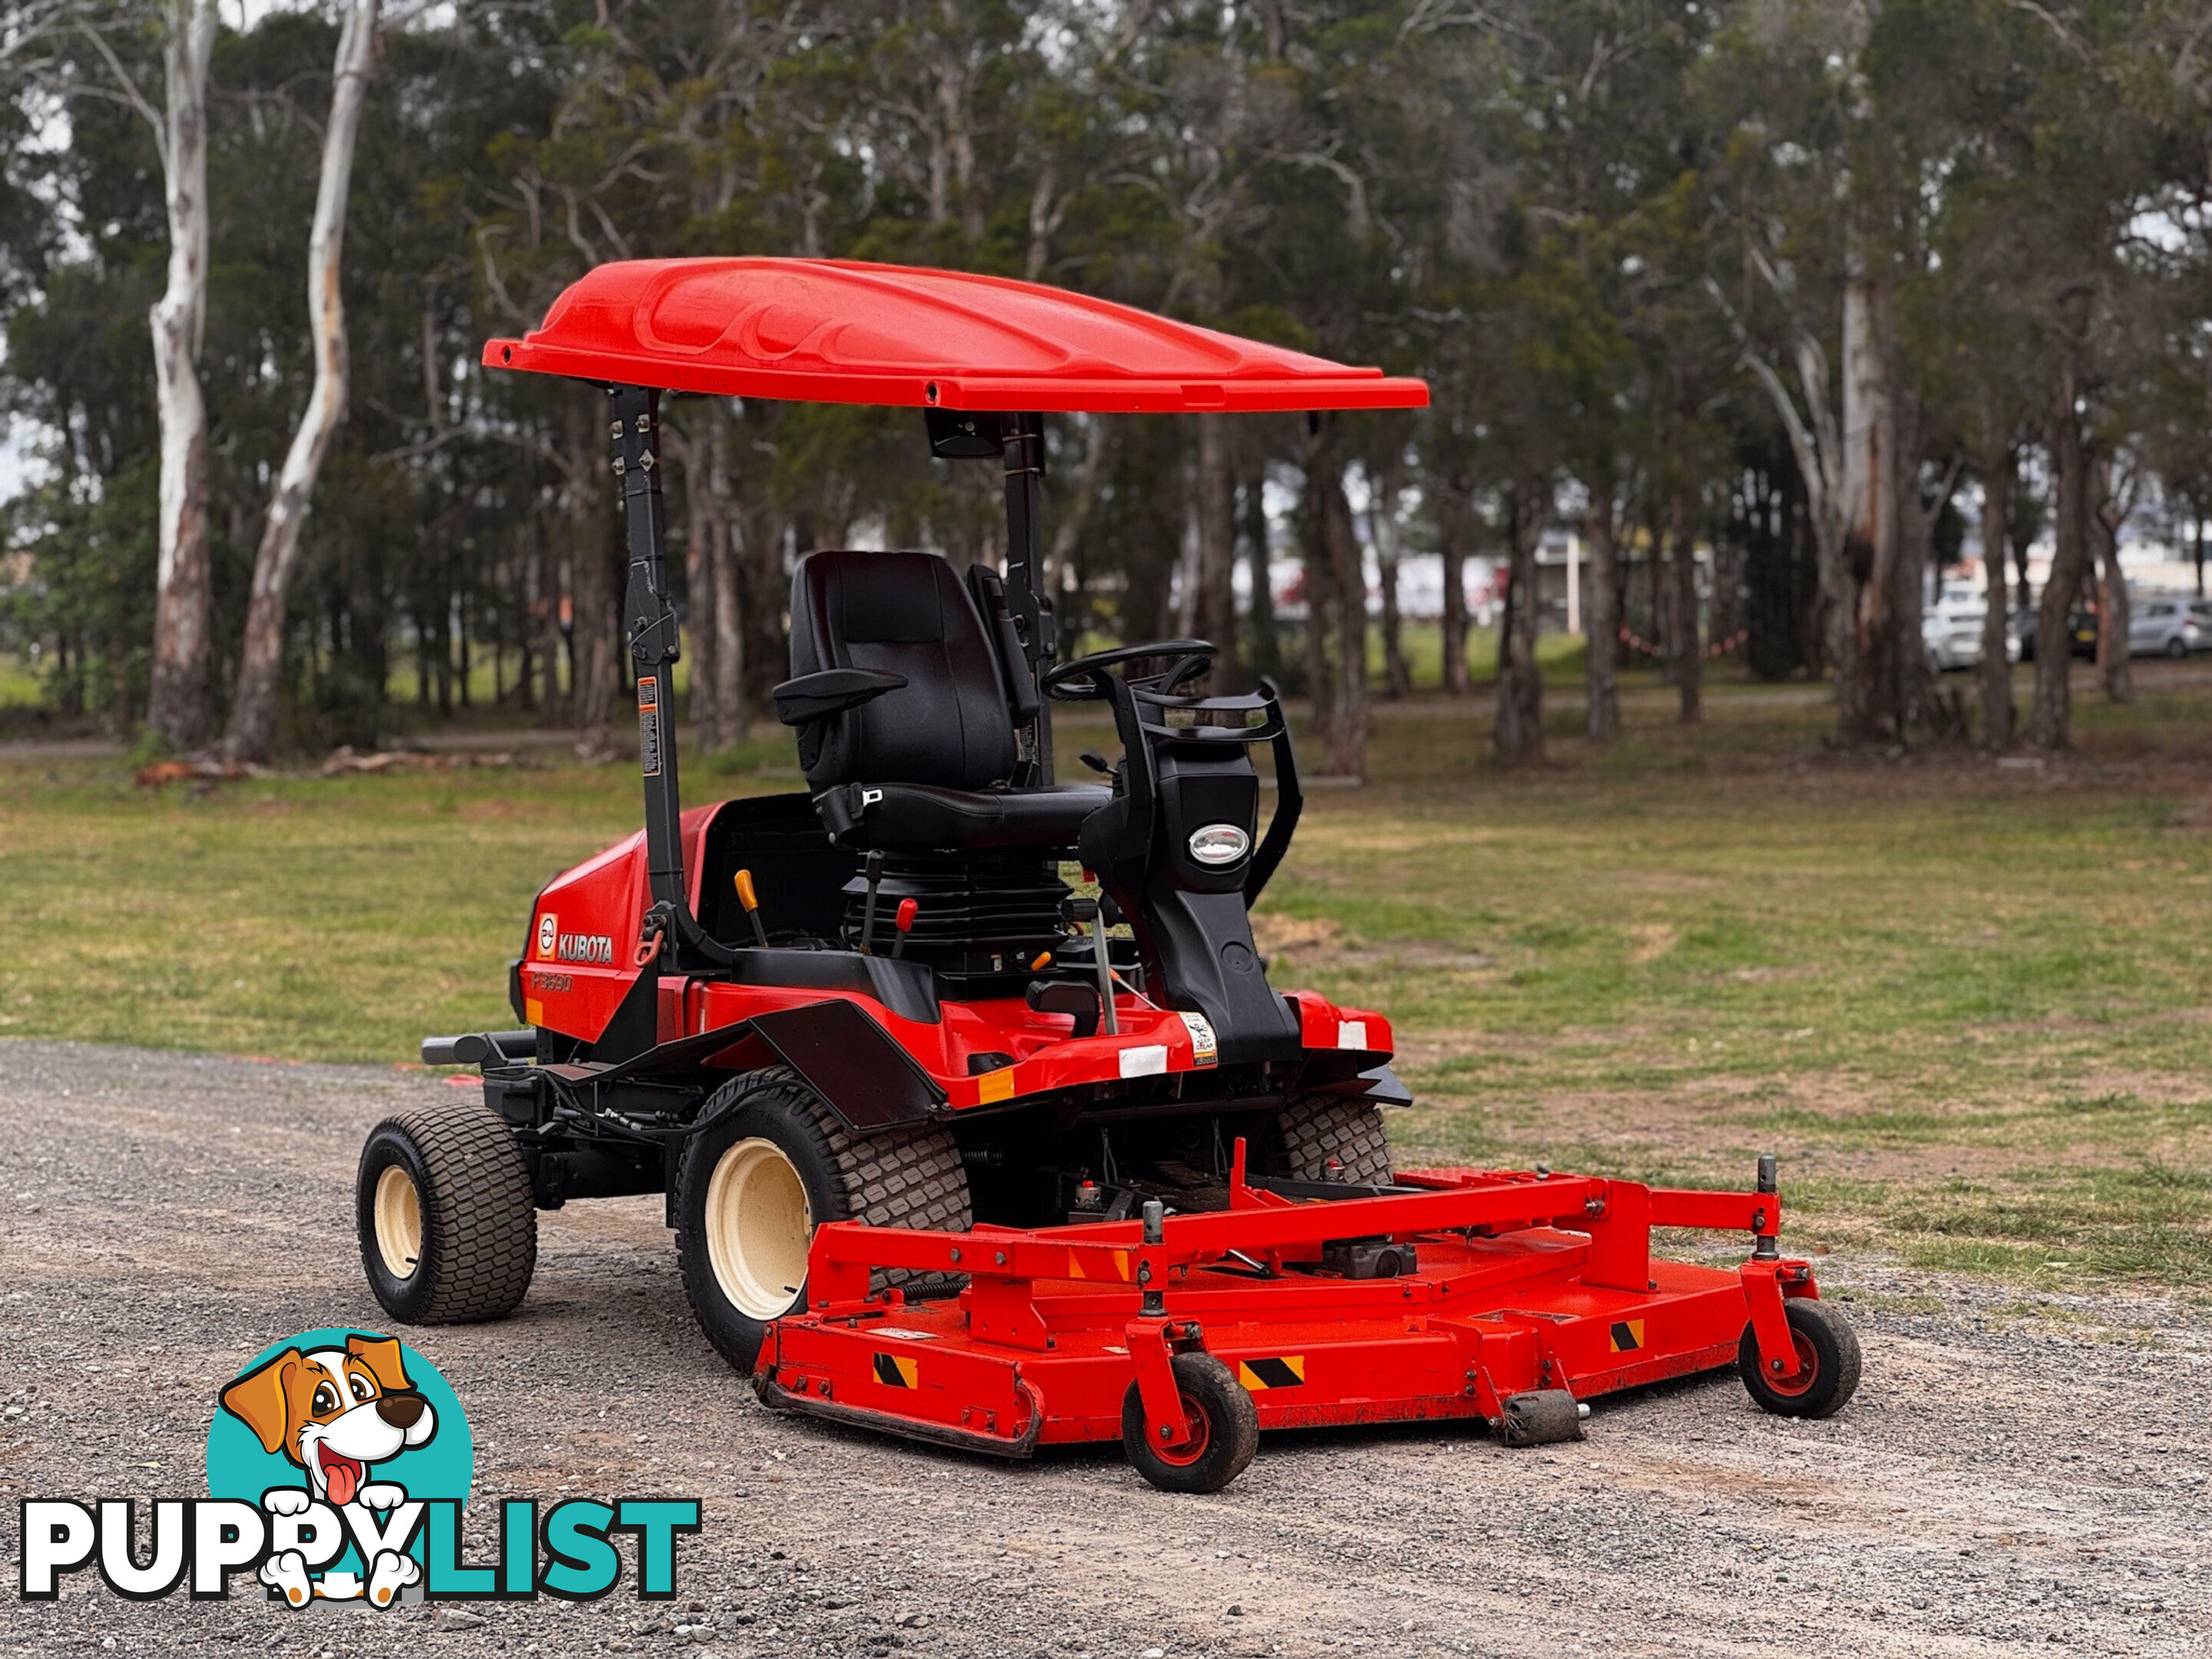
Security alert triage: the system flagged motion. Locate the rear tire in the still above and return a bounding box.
[356,1101,538,1324]
[1261,1094,1394,1186]
[2167,636,2190,659]
[1121,1352,1260,1494]
[675,1068,969,1373]
[1739,1298,1861,1419]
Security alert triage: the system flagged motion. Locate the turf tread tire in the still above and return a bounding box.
[357,1101,538,1325]
[677,1068,970,1373]
[1264,1095,1394,1186]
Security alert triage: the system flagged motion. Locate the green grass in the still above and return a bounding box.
[0,653,44,709]
[4,661,2210,1293]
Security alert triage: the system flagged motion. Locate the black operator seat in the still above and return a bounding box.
[777,550,1107,852]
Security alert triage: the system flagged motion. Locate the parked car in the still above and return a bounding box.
[2011,606,2098,662]
[2127,597,2212,658]
[1924,603,2021,672]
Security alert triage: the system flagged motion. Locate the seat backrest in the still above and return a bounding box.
[788,550,1019,792]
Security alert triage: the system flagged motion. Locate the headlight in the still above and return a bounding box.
[1187,824,1250,866]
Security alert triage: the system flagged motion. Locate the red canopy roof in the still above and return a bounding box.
[483,258,1427,414]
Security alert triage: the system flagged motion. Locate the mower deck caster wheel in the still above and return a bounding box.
[356,1101,538,1324]
[1120,1353,1260,1494]
[1739,1298,1861,1419]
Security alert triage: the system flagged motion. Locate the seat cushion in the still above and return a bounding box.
[789,551,1019,793]
[822,783,1111,852]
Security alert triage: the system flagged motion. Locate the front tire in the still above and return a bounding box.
[1121,1352,1260,1494]
[2166,635,2189,659]
[675,1069,969,1373]
[356,1101,538,1324]
[1261,1094,1394,1186]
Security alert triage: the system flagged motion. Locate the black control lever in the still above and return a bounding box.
[1026,979,1101,1039]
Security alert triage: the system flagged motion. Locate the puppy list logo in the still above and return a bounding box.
[18,1328,700,1608]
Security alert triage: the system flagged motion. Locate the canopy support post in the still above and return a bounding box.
[1000,410,1056,785]
[610,382,738,974]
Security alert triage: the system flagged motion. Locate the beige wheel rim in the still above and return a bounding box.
[704,1137,812,1321]
[373,1164,423,1280]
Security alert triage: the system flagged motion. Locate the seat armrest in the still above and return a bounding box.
[773,667,908,726]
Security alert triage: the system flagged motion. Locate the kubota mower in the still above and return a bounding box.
[358,257,1859,1491]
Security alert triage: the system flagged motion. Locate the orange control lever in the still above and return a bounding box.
[733,869,770,947]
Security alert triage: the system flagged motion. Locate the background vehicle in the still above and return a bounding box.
[2128,597,2212,657]
[1924,598,2021,672]
[2012,605,2099,662]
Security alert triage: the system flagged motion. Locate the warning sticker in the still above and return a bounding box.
[1178,1012,1219,1067]
[637,675,662,777]
[872,1353,919,1389]
[1608,1320,1646,1353]
[869,1328,940,1343]
[1236,1356,1306,1390]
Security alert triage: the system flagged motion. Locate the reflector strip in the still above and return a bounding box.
[1118,1045,1169,1078]
[873,1353,919,1389]
[1236,1356,1306,1390]
[1608,1320,1646,1353]
[1067,1250,1132,1281]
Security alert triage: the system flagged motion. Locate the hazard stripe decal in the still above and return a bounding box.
[1608,1320,1646,1354]
[873,1353,919,1389]
[1067,1250,1131,1282]
[1236,1356,1306,1390]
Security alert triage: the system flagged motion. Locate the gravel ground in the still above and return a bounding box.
[2,1039,2207,1659]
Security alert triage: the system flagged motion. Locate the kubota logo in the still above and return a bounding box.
[557,932,616,965]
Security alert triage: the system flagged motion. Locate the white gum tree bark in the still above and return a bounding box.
[219,0,380,761]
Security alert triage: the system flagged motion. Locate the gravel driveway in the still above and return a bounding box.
[1,1040,2206,1658]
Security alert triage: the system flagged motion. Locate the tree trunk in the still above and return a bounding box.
[1300,426,1338,757]
[565,398,618,755]
[146,0,220,753]
[1439,478,1472,697]
[2092,459,2131,704]
[2026,365,2091,749]
[1667,494,1702,723]
[1834,265,1898,745]
[1194,416,1240,689]
[1240,462,1280,683]
[1581,494,1619,743]
[708,409,745,741]
[1321,449,1368,776]
[679,426,723,751]
[1298,417,1369,773]
[218,0,379,763]
[1364,449,1410,700]
[1493,475,1545,763]
[1977,449,2015,750]
[1889,387,1945,736]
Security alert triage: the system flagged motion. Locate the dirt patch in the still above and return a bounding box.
[1253,912,1497,974]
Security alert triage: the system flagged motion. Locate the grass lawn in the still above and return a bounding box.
[3,658,2209,1297]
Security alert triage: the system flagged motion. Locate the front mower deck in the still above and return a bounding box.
[756,1149,1842,1489]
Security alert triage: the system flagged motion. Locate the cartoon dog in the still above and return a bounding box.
[219,1333,435,1608]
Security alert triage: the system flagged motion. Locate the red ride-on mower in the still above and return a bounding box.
[356,258,1859,1491]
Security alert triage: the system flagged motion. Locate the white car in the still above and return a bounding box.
[1924,599,2021,672]
[2127,598,2212,658]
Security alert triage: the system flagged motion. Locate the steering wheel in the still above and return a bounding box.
[1042,639,1217,702]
